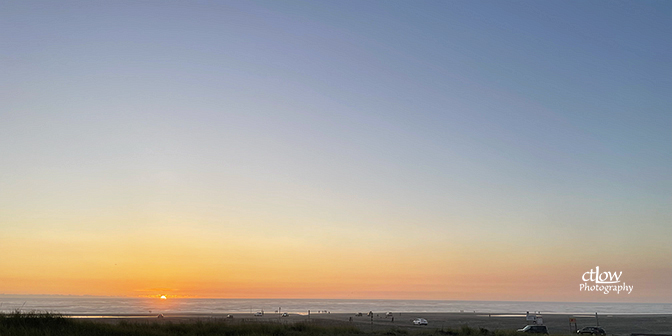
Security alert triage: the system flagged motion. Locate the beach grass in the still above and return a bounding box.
[0,311,531,336]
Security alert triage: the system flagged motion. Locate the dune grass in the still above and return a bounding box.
[0,311,527,336]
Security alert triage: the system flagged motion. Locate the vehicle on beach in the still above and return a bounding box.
[254,311,263,316]
[577,326,606,335]
[413,318,428,325]
[517,325,548,334]
[355,312,363,316]
[281,313,289,317]
[226,314,233,318]
[386,312,393,317]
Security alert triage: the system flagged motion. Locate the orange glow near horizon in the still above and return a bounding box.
[1,216,670,302]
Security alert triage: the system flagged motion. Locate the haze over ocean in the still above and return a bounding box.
[1,296,670,315]
[0,1,670,303]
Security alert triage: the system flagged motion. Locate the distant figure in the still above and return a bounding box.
[392,317,394,323]
[349,317,352,322]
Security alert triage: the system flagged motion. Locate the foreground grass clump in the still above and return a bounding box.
[0,310,72,331]
[432,326,520,336]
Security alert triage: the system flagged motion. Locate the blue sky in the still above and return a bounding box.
[0,1,670,301]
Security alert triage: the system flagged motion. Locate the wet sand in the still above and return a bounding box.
[77,312,672,335]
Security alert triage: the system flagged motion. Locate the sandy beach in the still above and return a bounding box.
[77,312,672,335]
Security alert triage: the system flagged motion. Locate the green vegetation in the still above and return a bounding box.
[432,326,520,336]
[0,312,528,336]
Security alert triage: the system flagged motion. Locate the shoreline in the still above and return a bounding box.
[61,312,672,317]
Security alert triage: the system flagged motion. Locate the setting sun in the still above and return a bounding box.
[160,295,167,300]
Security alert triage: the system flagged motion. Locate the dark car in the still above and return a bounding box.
[517,325,549,334]
[577,327,606,335]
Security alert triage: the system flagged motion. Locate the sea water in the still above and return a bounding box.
[0,296,669,315]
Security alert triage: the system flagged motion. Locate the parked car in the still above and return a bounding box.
[577,327,606,335]
[281,313,289,317]
[254,311,263,316]
[517,325,549,334]
[355,312,363,316]
[226,314,233,318]
[413,318,428,325]
[386,312,393,317]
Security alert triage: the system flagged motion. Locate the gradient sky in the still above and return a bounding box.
[1,1,670,303]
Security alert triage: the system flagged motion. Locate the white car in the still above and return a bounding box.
[254,311,263,316]
[413,318,428,325]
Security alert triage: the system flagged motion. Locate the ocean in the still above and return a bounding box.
[0,296,669,316]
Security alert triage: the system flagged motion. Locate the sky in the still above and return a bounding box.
[0,1,670,303]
